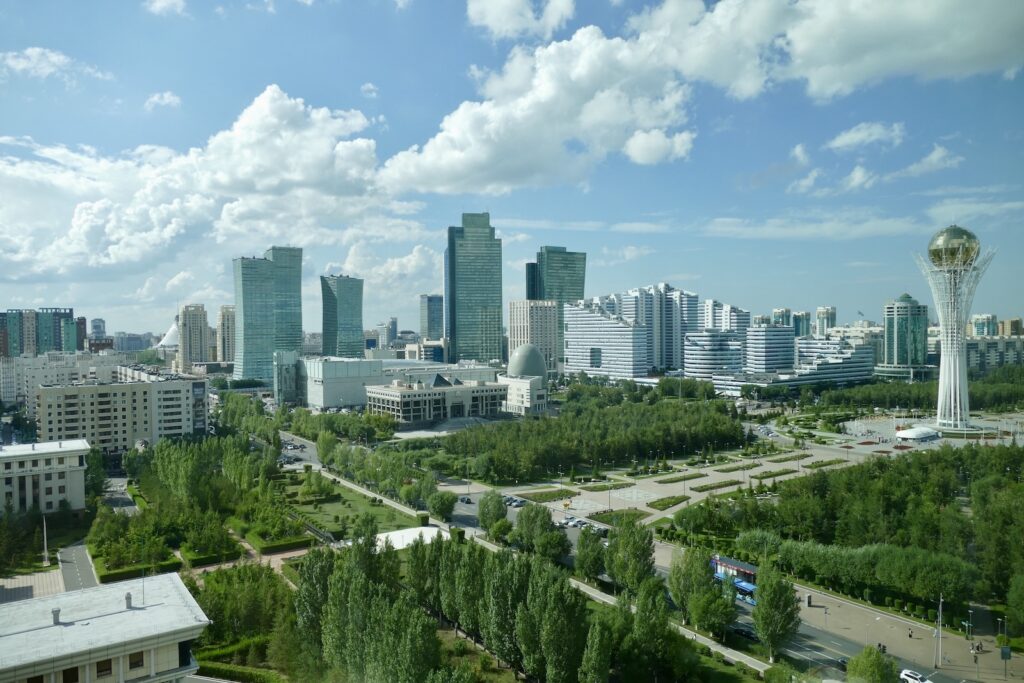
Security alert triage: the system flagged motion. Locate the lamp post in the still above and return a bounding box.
[968,609,974,641]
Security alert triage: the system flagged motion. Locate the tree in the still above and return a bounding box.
[510,504,569,561]
[689,583,737,639]
[578,621,612,683]
[428,491,457,521]
[606,516,654,596]
[846,645,899,683]
[752,564,801,662]
[478,490,507,531]
[667,548,711,624]
[295,547,337,658]
[575,527,605,581]
[85,447,106,501]
[1008,573,1024,636]
[489,518,512,543]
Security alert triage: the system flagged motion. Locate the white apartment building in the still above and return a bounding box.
[618,284,698,370]
[745,325,795,373]
[683,330,743,381]
[815,306,837,337]
[216,305,236,363]
[36,368,209,455]
[1,440,89,514]
[563,302,651,380]
[1,351,136,407]
[713,340,875,396]
[508,300,559,376]
[0,573,209,683]
[929,335,1024,372]
[174,304,209,373]
[969,313,999,337]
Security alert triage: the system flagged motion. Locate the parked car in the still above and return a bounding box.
[729,625,759,642]
[458,495,473,504]
[511,499,525,508]
[900,670,931,683]
[836,658,848,672]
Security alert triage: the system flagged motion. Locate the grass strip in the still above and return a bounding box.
[656,472,708,484]
[518,488,578,503]
[751,468,798,480]
[648,495,691,511]
[803,458,846,470]
[690,479,742,493]
[580,482,634,492]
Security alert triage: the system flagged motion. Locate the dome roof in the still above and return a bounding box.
[928,225,979,268]
[507,343,547,378]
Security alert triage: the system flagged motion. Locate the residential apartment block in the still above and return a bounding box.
[1,440,89,514]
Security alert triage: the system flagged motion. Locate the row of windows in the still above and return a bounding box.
[25,650,145,683]
[2,456,68,471]
[4,473,66,484]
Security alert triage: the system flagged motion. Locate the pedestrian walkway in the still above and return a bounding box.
[795,583,1019,682]
[58,542,97,591]
[0,566,64,604]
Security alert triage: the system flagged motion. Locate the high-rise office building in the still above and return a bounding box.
[525,246,586,368]
[217,305,236,363]
[745,325,796,373]
[177,304,210,372]
[322,274,364,357]
[75,317,87,351]
[771,308,792,326]
[444,213,503,363]
[59,317,78,352]
[36,308,75,354]
[420,294,444,341]
[509,300,559,376]
[90,318,106,339]
[792,311,812,337]
[998,318,1023,337]
[815,306,837,337]
[882,294,929,367]
[2,309,78,357]
[969,313,998,337]
[234,246,302,382]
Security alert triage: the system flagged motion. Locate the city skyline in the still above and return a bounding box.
[1,2,1022,333]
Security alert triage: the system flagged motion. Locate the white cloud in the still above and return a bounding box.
[495,230,531,244]
[623,129,695,165]
[591,244,653,266]
[165,269,194,290]
[886,144,964,179]
[825,122,905,152]
[342,242,442,291]
[394,0,411,8]
[787,168,821,194]
[144,0,186,16]
[144,91,182,112]
[467,0,575,40]
[0,47,112,83]
[380,26,694,194]
[703,212,928,240]
[790,143,810,166]
[926,199,1024,226]
[610,221,669,234]
[360,82,379,99]
[835,165,878,193]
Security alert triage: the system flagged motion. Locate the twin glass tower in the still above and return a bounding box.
[233,246,303,382]
[915,226,994,431]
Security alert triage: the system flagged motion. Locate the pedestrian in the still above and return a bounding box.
[908,628,912,639]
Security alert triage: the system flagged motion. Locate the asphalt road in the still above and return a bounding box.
[58,542,97,591]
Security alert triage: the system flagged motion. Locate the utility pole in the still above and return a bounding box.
[42,515,49,567]
[936,594,943,668]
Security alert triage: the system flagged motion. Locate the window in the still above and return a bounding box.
[96,659,113,677]
[3,462,9,470]
[28,676,44,683]
[62,667,80,683]
[45,487,52,495]
[45,473,52,481]
[58,472,66,480]
[129,651,145,669]
[32,459,38,467]
[59,485,66,494]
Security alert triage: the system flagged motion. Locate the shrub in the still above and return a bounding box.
[863,588,872,603]
[197,661,285,683]
[894,599,904,611]
[885,596,893,607]
[928,609,937,622]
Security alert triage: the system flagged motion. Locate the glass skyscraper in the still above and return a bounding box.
[444,213,503,363]
[322,274,364,357]
[419,294,443,341]
[883,293,929,366]
[526,245,586,367]
[233,246,303,382]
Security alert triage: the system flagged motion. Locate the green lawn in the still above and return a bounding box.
[284,482,417,536]
[579,481,635,492]
[690,479,742,493]
[803,458,846,469]
[648,495,691,511]
[589,509,648,526]
[657,472,707,484]
[751,468,798,480]
[716,462,762,473]
[518,488,578,503]
[766,453,813,464]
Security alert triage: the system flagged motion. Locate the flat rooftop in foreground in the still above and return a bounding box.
[0,573,209,671]
[0,439,91,459]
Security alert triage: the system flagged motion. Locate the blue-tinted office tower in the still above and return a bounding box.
[420,294,444,341]
[526,245,586,367]
[322,274,364,357]
[233,246,303,382]
[444,213,503,363]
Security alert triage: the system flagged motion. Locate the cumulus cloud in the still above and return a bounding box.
[591,244,654,267]
[467,0,575,40]
[703,212,928,240]
[790,143,810,166]
[144,0,186,16]
[886,144,964,179]
[0,47,112,83]
[835,165,878,193]
[342,242,443,291]
[165,269,194,290]
[623,129,695,165]
[360,82,379,99]
[144,91,182,111]
[826,122,905,152]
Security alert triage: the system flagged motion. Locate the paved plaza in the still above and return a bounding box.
[0,566,64,604]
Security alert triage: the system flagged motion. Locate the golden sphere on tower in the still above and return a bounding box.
[928,225,980,267]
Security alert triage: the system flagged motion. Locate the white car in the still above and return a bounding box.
[900,670,931,683]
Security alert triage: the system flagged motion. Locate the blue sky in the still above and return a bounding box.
[1,0,1022,335]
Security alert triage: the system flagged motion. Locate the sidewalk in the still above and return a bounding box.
[796,583,1020,682]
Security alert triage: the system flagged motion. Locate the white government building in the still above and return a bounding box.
[0,573,209,683]
[1,440,89,514]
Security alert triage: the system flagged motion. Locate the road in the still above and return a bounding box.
[58,542,97,591]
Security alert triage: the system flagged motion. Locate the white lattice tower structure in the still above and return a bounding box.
[914,226,994,431]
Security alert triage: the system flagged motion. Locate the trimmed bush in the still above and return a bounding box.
[181,543,245,568]
[95,556,182,583]
[245,532,313,555]
[196,661,285,683]
[894,598,904,611]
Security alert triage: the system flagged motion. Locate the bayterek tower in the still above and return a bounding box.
[914,226,994,432]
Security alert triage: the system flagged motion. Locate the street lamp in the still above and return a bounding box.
[968,609,974,640]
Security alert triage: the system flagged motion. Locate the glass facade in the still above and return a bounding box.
[419,294,443,341]
[234,246,302,381]
[445,213,503,363]
[883,293,929,366]
[530,246,586,366]
[266,247,303,355]
[1,309,75,356]
[322,275,364,357]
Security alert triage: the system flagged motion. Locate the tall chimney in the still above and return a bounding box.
[125,592,132,609]
[52,608,60,625]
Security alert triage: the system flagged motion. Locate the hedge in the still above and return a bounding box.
[197,636,271,663]
[181,543,245,568]
[94,556,183,583]
[196,661,286,683]
[245,532,313,555]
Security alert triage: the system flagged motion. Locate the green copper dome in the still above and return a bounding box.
[928,225,980,267]
[507,343,547,378]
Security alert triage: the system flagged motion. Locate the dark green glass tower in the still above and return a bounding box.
[444,213,503,363]
[526,245,586,366]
